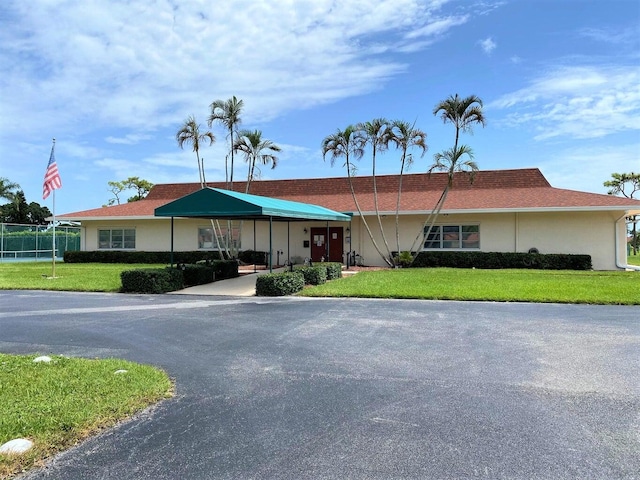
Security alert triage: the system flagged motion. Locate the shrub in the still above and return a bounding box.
[211,260,240,279]
[410,251,592,270]
[178,264,216,287]
[325,262,342,280]
[64,250,222,264]
[256,271,305,296]
[120,268,184,293]
[394,251,414,268]
[237,250,267,265]
[293,265,327,285]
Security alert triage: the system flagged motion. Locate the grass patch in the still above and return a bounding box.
[0,353,173,479]
[0,263,167,292]
[628,253,640,266]
[299,268,640,305]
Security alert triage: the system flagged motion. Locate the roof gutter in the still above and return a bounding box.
[615,213,640,271]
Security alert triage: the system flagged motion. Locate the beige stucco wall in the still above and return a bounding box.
[348,210,623,270]
[77,209,626,270]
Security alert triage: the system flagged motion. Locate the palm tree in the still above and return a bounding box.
[322,126,393,267]
[408,145,478,254]
[357,118,393,261]
[176,115,215,188]
[433,94,485,153]
[233,130,281,194]
[0,177,20,203]
[388,120,427,255]
[176,116,227,258]
[408,94,486,258]
[208,96,244,190]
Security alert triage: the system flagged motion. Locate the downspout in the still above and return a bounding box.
[615,213,640,271]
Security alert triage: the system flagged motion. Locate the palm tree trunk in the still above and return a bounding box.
[346,157,393,267]
[371,147,393,263]
[408,186,450,256]
[395,151,407,258]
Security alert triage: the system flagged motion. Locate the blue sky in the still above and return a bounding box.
[1,0,638,214]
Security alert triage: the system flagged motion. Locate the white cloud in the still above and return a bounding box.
[106,134,153,145]
[538,144,640,194]
[490,65,640,140]
[0,0,471,140]
[479,37,496,55]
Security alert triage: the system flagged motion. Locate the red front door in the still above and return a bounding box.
[310,227,343,262]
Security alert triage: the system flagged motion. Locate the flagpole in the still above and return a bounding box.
[52,189,56,278]
[43,137,61,278]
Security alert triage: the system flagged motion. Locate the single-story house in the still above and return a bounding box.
[57,168,640,270]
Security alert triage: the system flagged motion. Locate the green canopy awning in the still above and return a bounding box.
[154,187,351,222]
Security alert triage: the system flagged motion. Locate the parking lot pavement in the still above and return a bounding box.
[1,291,639,479]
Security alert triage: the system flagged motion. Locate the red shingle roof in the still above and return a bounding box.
[59,168,640,219]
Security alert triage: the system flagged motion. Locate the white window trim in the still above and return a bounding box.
[97,227,136,250]
[422,224,480,250]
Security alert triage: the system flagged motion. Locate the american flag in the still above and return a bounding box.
[43,140,62,200]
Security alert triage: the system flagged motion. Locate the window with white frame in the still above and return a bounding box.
[423,225,479,249]
[198,224,241,250]
[98,228,136,249]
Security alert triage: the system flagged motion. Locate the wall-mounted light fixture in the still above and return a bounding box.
[346,227,350,233]
[303,227,308,234]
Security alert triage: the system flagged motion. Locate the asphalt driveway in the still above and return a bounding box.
[1,291,639,479]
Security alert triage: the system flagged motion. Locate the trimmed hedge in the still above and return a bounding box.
[237,250,268,265]
[180,261,239,286]
[410,251,592,270]
[256,271,305,296]
[293,265,327,285]
[178,264,216,287]
[325,262,343,280]
[64,250,223,264]
[120,268,184,294]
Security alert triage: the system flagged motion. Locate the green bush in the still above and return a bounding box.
[212,260,240,279]
[293,265,327,285]
[64,251,222,264]
[410,251,592,270]
[237,250,267,265]
[325,262,343,280]
[256,271,305,296]
[178,264,216,287]
[120,268,184,293]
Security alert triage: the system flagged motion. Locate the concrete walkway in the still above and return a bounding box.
[169,267,287,296]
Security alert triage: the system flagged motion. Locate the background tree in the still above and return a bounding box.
[0,190,29,223]
[233,129,281,194]
[176,115,215,187]
[26,202,52,225]
[604,172,640,255]
[106,177,154,206]
[0,177,20,202]
[208,96,244,190]
[125,177,154,202]
[0,191,50,224]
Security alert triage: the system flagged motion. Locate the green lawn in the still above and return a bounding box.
[628,253,640,266]
[0,262,167,292]
[299,268,640,305]
[0,354,173,479]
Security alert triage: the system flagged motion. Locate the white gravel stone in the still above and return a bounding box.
[0,438,34,455]
[33,356,52,363]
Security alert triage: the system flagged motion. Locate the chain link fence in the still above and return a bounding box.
[0,223,81,262]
